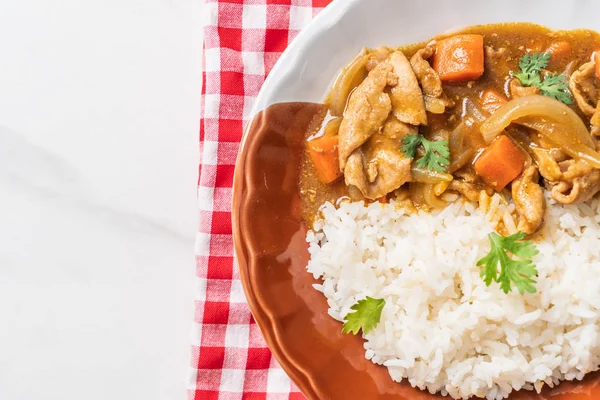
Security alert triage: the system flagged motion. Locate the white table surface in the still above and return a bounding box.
[0,1,203,399]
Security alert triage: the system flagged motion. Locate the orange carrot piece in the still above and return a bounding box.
[594,51,600,81]
[433,34,485,82]
[480,89,508,114]
[545,41,572,61]
[474,135,526,191]
[307,135,343,184]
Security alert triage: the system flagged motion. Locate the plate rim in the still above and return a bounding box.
[232,3,356,397]
[246,0,356,120]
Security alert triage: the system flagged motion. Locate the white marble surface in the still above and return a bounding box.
[0,1,203,399]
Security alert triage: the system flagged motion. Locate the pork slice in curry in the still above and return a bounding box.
[302,23,600,235]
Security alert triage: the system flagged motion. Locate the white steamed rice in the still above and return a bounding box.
[306,195,600,399]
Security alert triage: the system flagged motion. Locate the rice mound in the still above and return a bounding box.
[306,195,600,399]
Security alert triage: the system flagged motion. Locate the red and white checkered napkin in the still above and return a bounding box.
[191,1,331,399]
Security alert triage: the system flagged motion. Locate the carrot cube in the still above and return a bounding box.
[474,135,526,191]
[433,34,485,82]
[307,135,343,184]
[480,89,507,114]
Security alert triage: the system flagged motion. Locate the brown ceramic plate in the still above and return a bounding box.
[232,1,600,398]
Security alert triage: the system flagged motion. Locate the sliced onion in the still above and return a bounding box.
[433,180,451,196]
[518,118,600,169]
[448,118,475,172]
[409,182,426,208]
[326,49,369,116]
[424,183,447,208]
[462,98,487,123]
[480,95,594,148]
[449,118,470,151]
[449,148,475,173]
[411,167,453,183]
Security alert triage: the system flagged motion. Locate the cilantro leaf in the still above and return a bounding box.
[342,296,385,335]
[513,71,542,88]
[401,134,450,173]
[400,133,421,159]
[477,232,539,294]
[418,137,450,172]
[539,73,573,104]
[512,52,573,105]
[514,52,550,79]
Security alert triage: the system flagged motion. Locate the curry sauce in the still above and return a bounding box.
[301,23,600,232]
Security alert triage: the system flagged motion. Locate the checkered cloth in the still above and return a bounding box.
[190,1,331,399]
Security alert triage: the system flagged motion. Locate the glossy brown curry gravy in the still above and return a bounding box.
[300,23,600,231]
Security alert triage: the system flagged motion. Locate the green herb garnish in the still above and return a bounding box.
[513,52,573,104]
[342,296,386,335]
[477,232,539,294]
[539,73,574,104]
[513,52,551,84]
[401,134,450,173]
